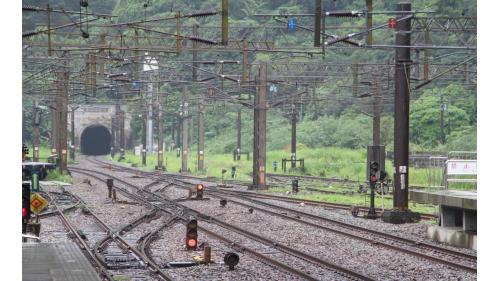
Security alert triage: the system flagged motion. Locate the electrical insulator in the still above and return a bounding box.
[189,36,217,45]
[80,1,89,8]
[325,11,362,17]
[188,10,218,18]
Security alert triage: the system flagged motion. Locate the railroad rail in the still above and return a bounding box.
[80,158,476,273]
[148,174,477,273]
[70,163,375,281]
[87,156,438,220]
[47,192,114,281]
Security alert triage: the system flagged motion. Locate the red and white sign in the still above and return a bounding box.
[447,160,477,175]
[388,18,397,29]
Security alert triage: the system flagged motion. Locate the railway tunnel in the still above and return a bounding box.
[80,124,111,155]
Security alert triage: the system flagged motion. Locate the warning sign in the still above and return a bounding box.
[30,193,49,214]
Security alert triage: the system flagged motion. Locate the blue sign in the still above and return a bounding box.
[287,19,297,31]
[132,81,137,88]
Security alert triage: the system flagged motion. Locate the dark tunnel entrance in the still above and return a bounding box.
[80,125,111,155]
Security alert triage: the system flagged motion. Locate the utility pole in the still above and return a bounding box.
[118,106,125,160]
[51,83,59,156]
[424,28,430,81]
[252,63,268,190]
[57,70,69,173]
[141,98,147,166]
[32,100,40,162]
[198,94,205,171]
[192,24,199,82]
[181,88,189,172]
[147,72,154,154]
[372,79,381,146]
[291,100,297,168]
[236,38,248,160]
[157,83,165,170]
[99,34,106,79]
[110,116,116,158]
[383,2,420,223]
[366,0,373,46]
[440,95,445,144]
[47,4,52,56]
[70,106,78,161]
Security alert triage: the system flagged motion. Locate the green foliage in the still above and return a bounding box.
[410,84,473,147]
[46,170,73,184]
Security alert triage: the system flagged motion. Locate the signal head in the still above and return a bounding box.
[224,252,239,270]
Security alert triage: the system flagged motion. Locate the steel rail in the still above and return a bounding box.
[92,161,471,270]
[71,164,374,281]
[159,177,476,270]
[205,189,477,273]
[47,193,114,281]
[65,191,175,281]
[88,156,438,220]
[68,167,328,280]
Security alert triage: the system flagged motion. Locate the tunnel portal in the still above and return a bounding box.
[80,125,111,155]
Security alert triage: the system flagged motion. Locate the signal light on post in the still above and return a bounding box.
[196,184,204,199]
[369,161,379,182]
[186,219,198,250]
[22,183,31,233]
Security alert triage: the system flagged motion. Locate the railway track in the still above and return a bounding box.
[47,192,115,281]
[70,163,375,281]
[85,157,476,272]
[145,174,477,274]
[87,156,438,220]
[50,190,175,280]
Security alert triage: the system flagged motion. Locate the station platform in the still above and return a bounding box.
[410,189,477,250]
[23,242,100,281]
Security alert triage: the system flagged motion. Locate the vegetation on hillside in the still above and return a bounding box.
[22,0,477,156]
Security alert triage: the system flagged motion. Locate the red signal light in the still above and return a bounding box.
[186,219,198,250]
[187,238,197,248]
[22,207,27,218]
[196,184,204,199]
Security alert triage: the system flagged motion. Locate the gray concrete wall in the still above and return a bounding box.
[68,104,132,150]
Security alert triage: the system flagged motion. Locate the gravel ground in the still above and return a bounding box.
[216,193,477,268]
[150,221,305,281]
[251,196,477,257]
[176,189,476,281]
[69,156,477,280]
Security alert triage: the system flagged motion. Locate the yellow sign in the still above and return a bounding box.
[30,193,49,214]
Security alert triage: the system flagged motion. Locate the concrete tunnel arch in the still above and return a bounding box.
[80,124,111,155]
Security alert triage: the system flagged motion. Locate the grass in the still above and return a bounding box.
[264,187,438,215]
[111,147,449,215]
[45,170,73,184]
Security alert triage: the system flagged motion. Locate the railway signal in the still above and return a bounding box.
[195,184,204,199]
[224,252,239,270]
[22,183,31,233]
[292,179,299,194]
[367,161,378,219]
[22,144,29,161]
[186,219,198,250]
